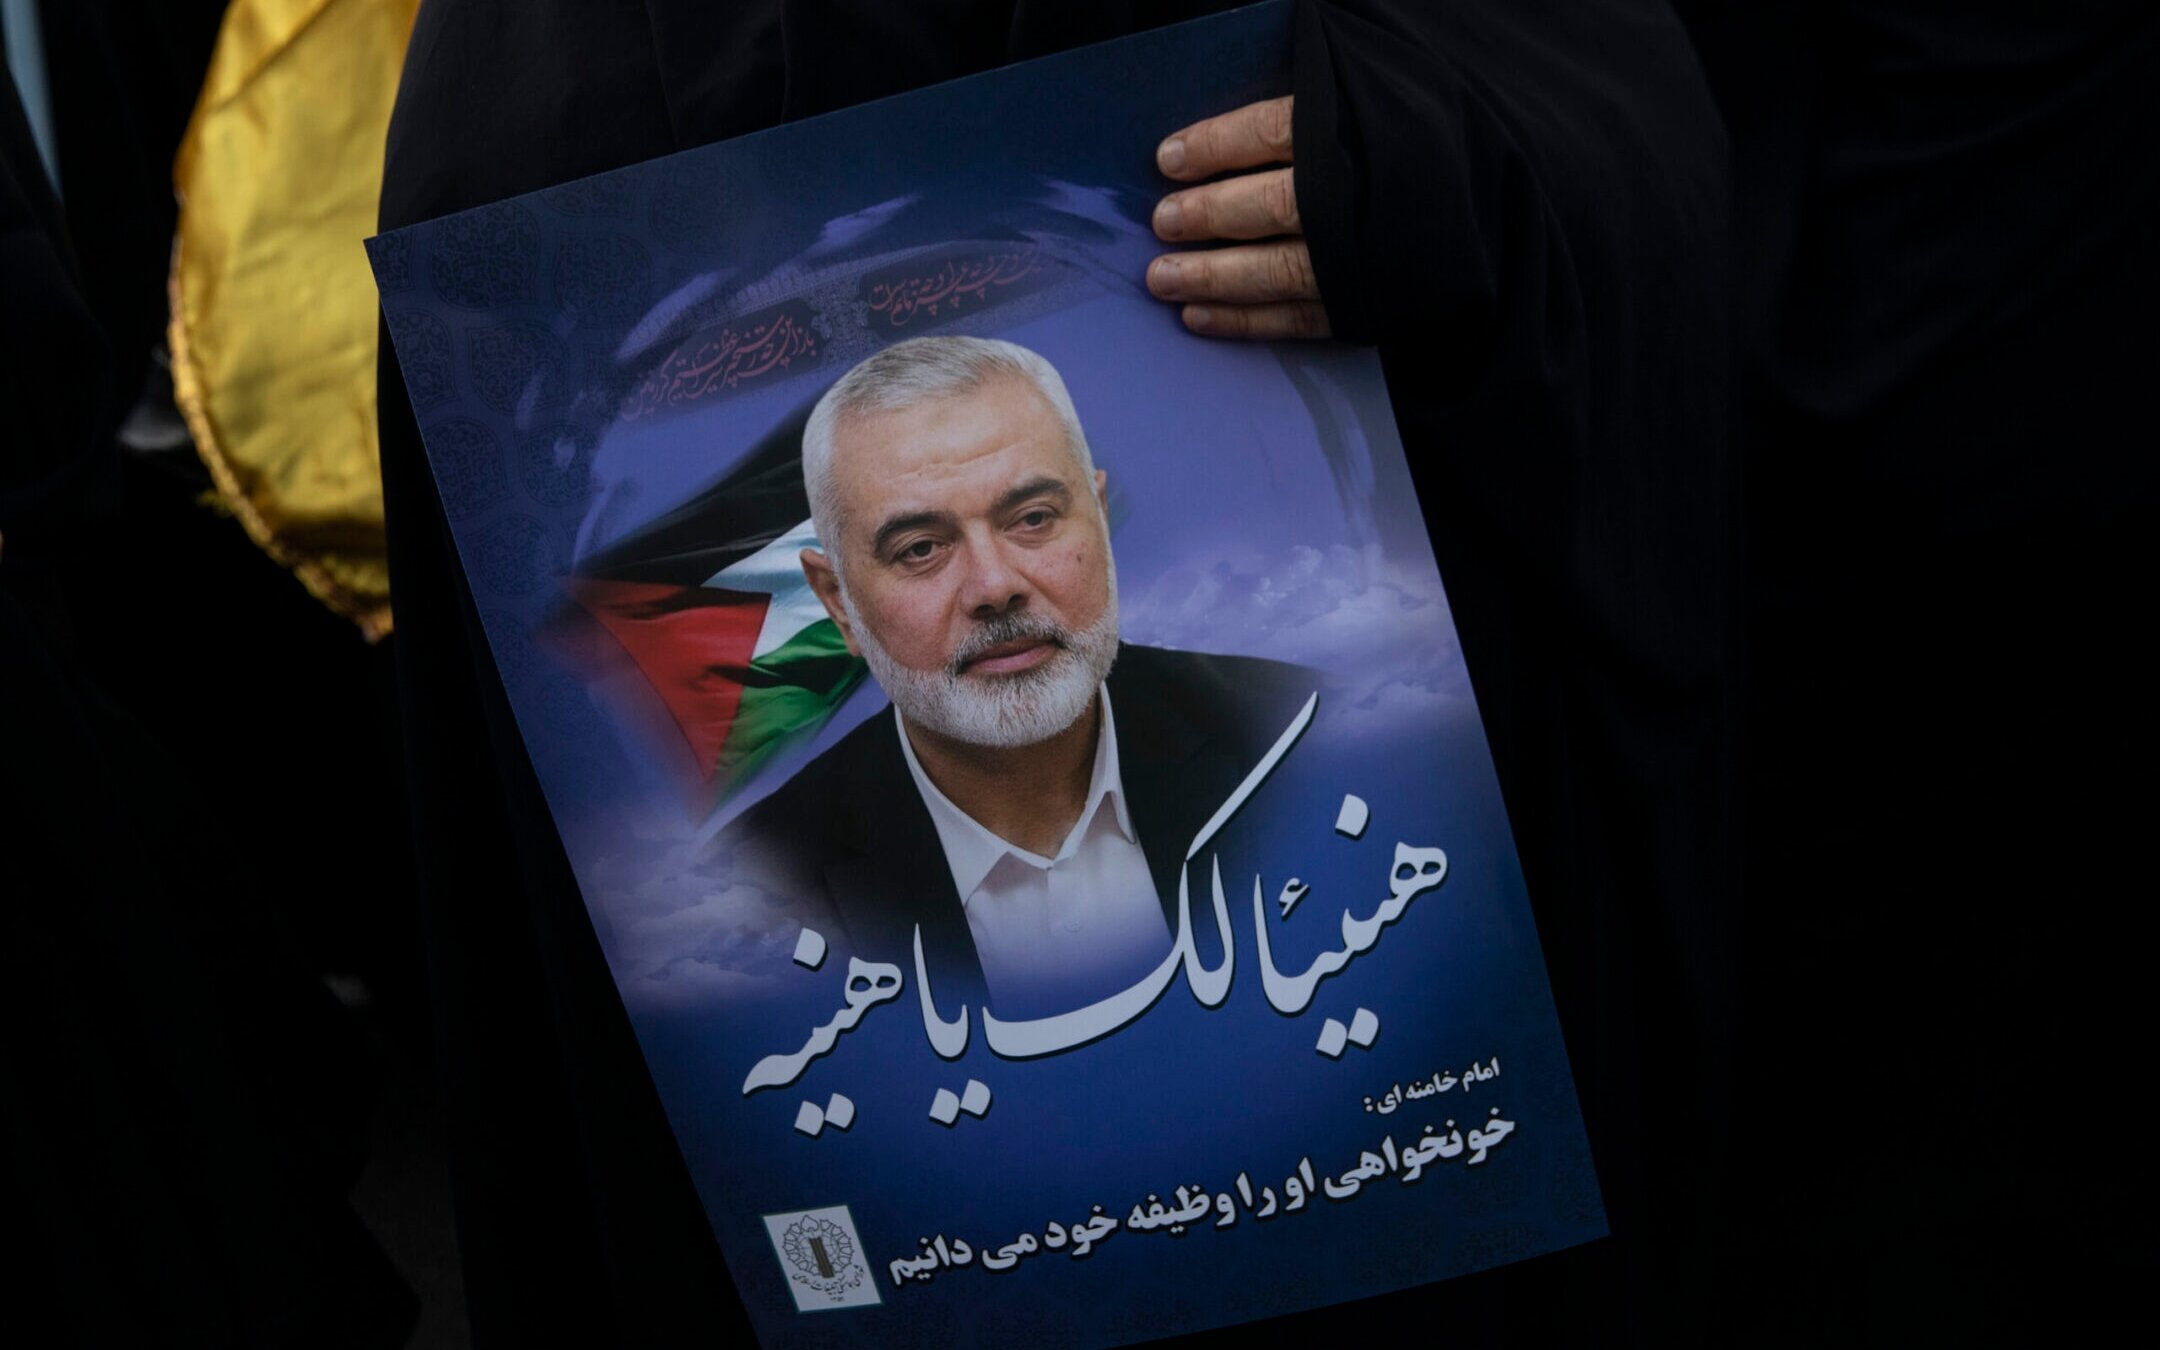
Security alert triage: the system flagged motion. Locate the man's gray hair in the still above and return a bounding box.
[801,336,1095,559]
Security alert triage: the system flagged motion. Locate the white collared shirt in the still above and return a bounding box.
[896,686,1172,1019]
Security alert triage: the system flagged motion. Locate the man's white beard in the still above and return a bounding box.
[843,578,1121,750]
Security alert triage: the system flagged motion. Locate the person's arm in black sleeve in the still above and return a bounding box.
[1292,0,1728,354]
[1276,2,1744,1340]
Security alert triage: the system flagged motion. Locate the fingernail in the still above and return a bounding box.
[1154,197,1183,237]
[1185,305,1214,332]
[1151,257,1184,297]
[1158,137,1186,175]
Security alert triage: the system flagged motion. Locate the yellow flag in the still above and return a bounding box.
[170,0,419,640]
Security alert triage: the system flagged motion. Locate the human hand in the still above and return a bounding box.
[1147,95,1328,340]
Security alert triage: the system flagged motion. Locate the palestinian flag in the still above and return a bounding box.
[559,412,866,812]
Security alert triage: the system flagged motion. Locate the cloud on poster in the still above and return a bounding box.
[1125,542,1473,739]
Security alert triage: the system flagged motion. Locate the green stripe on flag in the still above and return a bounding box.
[711,616,867,799]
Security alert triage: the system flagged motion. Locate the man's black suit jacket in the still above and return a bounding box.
[718,642,1318,1003]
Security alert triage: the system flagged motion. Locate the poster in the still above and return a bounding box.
[370,5,1603,1344]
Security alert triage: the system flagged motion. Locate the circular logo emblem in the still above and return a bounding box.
[780,1215,865,1302]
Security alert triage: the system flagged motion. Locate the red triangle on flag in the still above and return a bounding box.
[563,579,770,782]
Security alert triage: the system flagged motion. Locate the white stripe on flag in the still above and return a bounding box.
[705,519,833,660]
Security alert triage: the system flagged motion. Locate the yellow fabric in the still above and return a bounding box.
[170,0,418,640]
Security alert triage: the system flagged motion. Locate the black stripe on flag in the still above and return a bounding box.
[576,404,813,586]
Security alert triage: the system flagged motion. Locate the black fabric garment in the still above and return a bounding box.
[29,0,435,1062]
[0,75,119,573]
[1292,6,1739,1338]
[377,3,1737,1343]
[2,69,413,1349]
[27,0,228,414]
[1680,1,2160,1337]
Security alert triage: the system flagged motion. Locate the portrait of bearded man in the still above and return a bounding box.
[718,335,1314,1019]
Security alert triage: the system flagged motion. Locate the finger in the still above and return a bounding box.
[1154,168,1300,242]
[1181,301,1332,341]
[1148,240,1319,305]
[1158,96,1295,181]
